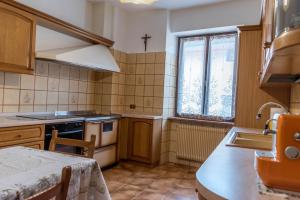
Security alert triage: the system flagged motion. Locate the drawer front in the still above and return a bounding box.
[0,141,44,150]
[101,121,118,147]
[20,141,44,149]
[0,125,45,147]
[94,145,117,168]
[85,122,101,147]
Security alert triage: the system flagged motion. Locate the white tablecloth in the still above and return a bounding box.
[0,146,111,200]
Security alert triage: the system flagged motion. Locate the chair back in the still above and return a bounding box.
[26,166,71,200]
[49,130,96,158]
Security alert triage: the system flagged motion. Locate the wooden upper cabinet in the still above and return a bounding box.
[262,0,275,47]
[260,0,300,86]
[261,0,275,70]
[0,2,35,74]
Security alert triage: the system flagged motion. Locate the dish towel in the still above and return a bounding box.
[257,176,300,200]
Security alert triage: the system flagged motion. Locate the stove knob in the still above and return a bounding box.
[285,146,300,160]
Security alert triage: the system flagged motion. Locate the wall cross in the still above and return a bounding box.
[141,33,152,52]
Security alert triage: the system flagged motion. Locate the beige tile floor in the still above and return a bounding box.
[102,161,198,200]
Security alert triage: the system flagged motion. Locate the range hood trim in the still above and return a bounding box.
[36,45,120,73]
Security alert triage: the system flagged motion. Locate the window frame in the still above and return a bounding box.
[175,31,238,122]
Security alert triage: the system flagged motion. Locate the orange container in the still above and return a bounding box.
[256,114,300,192]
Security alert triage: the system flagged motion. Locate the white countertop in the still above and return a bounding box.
[196,127,261,200]
[0,111,162,128]
[0,116,85,128]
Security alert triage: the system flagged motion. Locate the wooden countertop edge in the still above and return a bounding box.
[195,127,263,200]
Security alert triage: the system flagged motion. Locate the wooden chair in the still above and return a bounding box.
[26,166,71,200]
[49,130,96,158]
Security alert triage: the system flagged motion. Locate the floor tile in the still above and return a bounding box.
[103,162,198,200]
[110,184,143,200]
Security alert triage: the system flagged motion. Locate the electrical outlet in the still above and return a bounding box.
[130,104,136,109]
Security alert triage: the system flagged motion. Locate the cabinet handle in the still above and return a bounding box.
[264,42,271,49]
[89,121,102,124]
[257,71,262,79]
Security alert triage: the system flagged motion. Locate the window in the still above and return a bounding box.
[176,33,237,121]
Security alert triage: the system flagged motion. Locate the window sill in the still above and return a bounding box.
[168,117,234,128]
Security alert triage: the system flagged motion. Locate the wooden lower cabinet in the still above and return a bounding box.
[0,125,45,149]
[18,141,44,149]
[127,118,162,165]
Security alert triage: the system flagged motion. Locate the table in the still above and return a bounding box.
[0,146,111,200]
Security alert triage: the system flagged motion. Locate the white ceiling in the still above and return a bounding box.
[89,0,233,11]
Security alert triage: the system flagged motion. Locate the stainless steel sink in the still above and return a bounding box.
[226,132,273,150]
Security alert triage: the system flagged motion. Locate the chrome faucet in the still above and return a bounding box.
[256,102,288,120]
[256,102,288,135]
[263,119,277,135]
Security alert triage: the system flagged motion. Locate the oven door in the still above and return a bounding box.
[45,129,83,155]
[101,120,118,147]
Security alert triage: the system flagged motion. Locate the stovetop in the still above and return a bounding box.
[16,114,75,120]
[17,111,121,121]
[73,113,120,121]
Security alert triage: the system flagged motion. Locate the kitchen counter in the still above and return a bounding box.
[196,127,263,200]
[0,116,85,128]
[0,111,162,128]
[0,112,122,128]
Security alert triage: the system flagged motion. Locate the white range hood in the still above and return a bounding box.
[36,45,120,72]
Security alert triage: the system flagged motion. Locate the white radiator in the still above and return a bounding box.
[176,123,227,162]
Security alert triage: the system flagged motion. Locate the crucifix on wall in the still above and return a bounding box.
[141,33,152,52]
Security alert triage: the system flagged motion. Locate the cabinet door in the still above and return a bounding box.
[261,0,275,69]
[0,3,35,74]
[128,119,153,163]
[262,0,275,45]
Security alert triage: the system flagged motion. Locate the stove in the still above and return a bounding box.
[17,111,75,120]
[17,111,121,121]
[17,114,75,120]
[72,113,120,121]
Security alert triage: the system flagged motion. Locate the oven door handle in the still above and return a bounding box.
[45,129,83,137]
[58,130,83,136]
[88,121,102,124]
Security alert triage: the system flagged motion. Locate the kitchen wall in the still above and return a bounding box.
[123,52,166,114]
[109,0,262,53]
[0,61,97,112]
[94,49,127,114]
[17,0,93,51]
[170,0,262,33]
[125,10,169,53]
[99,51,172,112]
[99,49,177,164]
